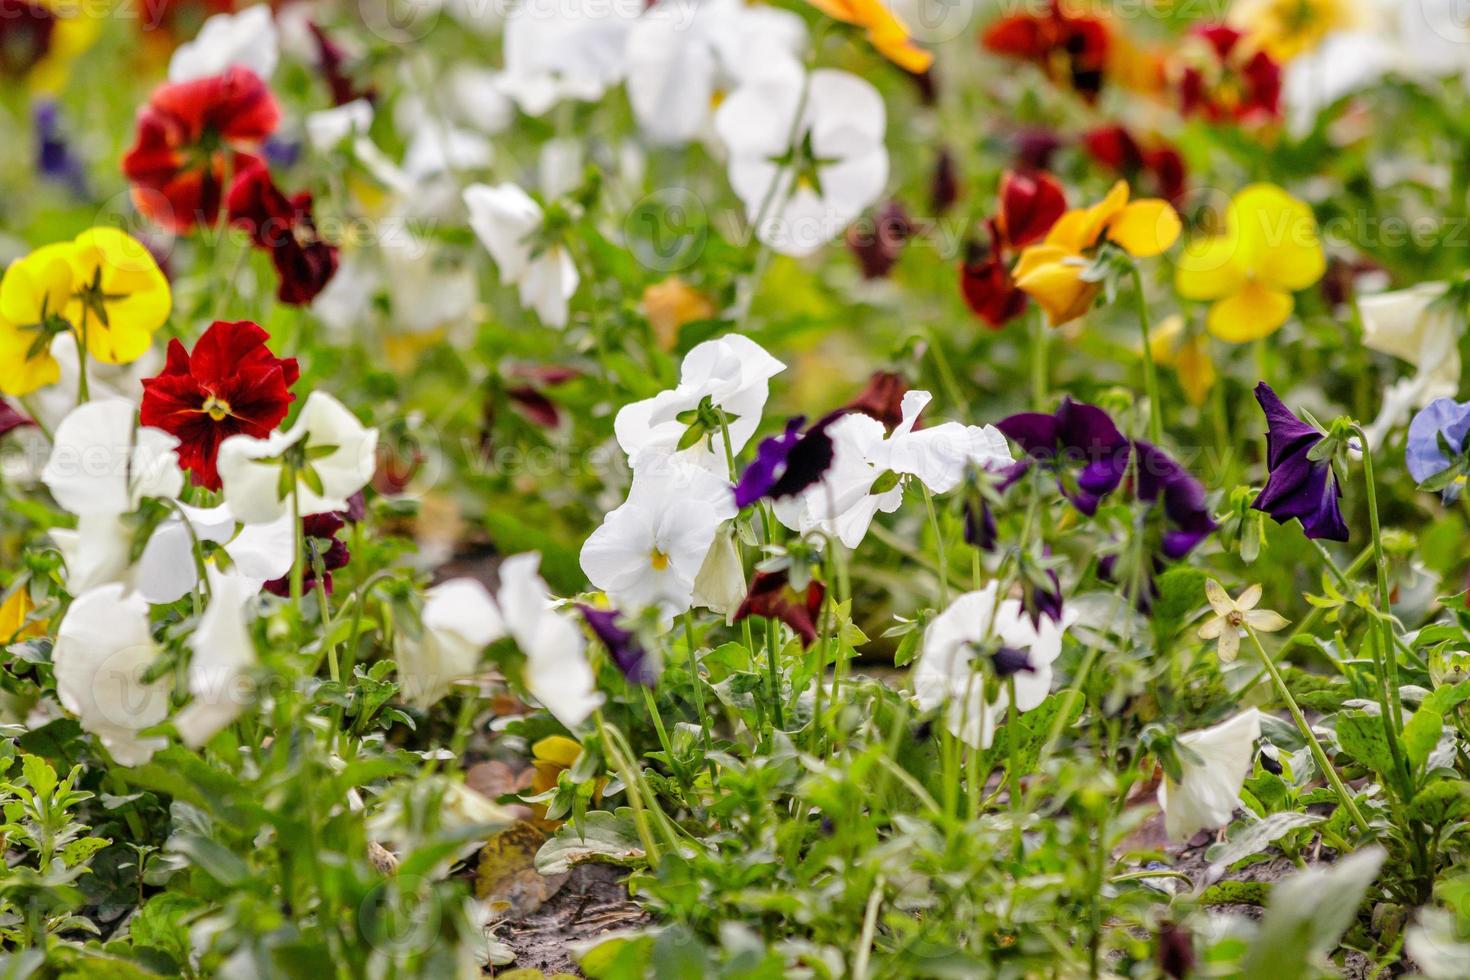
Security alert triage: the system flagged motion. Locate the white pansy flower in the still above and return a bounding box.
[401,123,494,181]
[399,578,506,709]
[306,99,374,153]
[614,334,785,476]
[175,568,259,747]
[134,504,296,605]
[498,553,603,728]
[42,399,183,518]
[1158,709,1262,840]
[912,583,1076,749]
[463,182,579,329]
[580,454,738,617]
[777,391,1012,548]
[168,6,279,83]
[1360,283,1462,443]
[625,0,806,146]
[496,0,639,116]
[691,527,746,621]
[715,65,888,256]
[33,333,162,433]
[53,584,170,766]
[50,513,132,595]
[217,392,378,525]
[446,66,516,134]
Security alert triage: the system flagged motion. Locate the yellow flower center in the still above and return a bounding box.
[202,394,232,422]
[649,549,670,571]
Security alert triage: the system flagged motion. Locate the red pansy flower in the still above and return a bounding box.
[960,237,1028,328]
[1081,126,1187,203]
[982,1,1111,102]
[122,65,281,233]
[734,570,826,647]
[958,171,1066,329]
[997,169,1067,250]
[844,370,910,430]
[264,513,350,597]
[0,399,33,438]
[1176,25,1281,124]
[227,163,339,305]
[139,319,299,490]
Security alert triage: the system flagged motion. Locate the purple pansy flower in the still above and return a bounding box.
[997,397,1131,514]
[733,413,838,508]
[1134,440,1217,559]
[579,606,656,686]
[34,101,86,196]
[1407,398,1470,501]
[1251,382,1348,542]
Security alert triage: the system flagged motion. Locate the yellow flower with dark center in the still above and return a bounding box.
[1174,183,1324,344]
[804,0,933,73]
[63,227,171,365]
[1013,180,1181,326]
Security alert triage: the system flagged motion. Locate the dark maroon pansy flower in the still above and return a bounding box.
[579,606,656,686]
[227,162,339,305]
[1177,25,1281,124]
[308,21,376,107]
[931,147,959,214]
[1082,125,1186,204]
[0,400,32,439]
[504,363,580,429]
[847,201,912,280]
[844,371,909,430]
[998,169,1067,250]
[1250,382,1348,541]
[1015,129,1063,172]
[0,0,54,78]
[734,414,839,508]
[264,513,351,597]
[734,570,825,647]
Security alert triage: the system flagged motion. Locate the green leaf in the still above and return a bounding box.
[166,834,250,887]
[535,809,645,875]
[21,754,56,800]
[1402,702,1448,773]
[1204,811,1321,869]
[1334,710,1397,778]
[1240,846,1385,979]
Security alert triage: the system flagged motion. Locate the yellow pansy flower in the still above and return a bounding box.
[1150,314,1216,406]
[1174,183,1324,344]
[0,243,75,396]
[1013,180,1182,326]
[0,585,46,643]
[64,227,171,365]
[1229,0,1367,62]
[642,277,715,351]
[804,0,933,73]
[11,0,102,95]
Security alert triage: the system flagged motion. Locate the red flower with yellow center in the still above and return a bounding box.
[140,319,299,490]
[1175,24,1281,124]
[122,65,281,233]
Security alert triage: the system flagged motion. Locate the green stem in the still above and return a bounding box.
[1030,309,1048,410]
[923,485,950,606]
[1245,625,1369,835]
[1130,265,1163,445]
[74,306,89,403]
[1353,425,1402,730]
[765,617,784,730]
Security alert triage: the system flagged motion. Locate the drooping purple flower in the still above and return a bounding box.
[578,606,656,686]
[997,397,1131,514]
[1133,440,1217,559]
[733,413,837,508]
[1407,398,1470,501]
[964,495,997,551]
[1251,382,1348,541]
[34,101,86,196]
